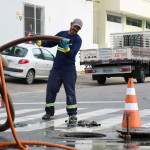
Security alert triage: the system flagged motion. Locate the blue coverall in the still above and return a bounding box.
[41,31,82,116]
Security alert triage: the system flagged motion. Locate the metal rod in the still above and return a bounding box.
[126,114,131,140]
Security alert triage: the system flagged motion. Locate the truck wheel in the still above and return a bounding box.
[136,70,145,83]
[124,77,129,83]
[97,76,106,85]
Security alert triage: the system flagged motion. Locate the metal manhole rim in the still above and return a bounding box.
[60,131,106,138]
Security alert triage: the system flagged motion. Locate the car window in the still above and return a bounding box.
[41,49,54,61]
[1,46,27,57]
[32,48,43,59]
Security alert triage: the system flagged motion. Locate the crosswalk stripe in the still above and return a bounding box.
[1,109,67,123]
[0,109,4,113]
[77,108,122,119]
[0,108,43,118]
[139,109,150,127]
[13,101,123,105]
[60,108,122,132]
[63,109,150,132]
[3,108,150,132]
[5,108,85,132]
[97,109,150,130]
[140,109,150,117]
[14,108,67,123]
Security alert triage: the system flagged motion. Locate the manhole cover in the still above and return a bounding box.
[60,132,106,138]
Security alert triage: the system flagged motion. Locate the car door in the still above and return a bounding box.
[41,48,54,76]
[32,48,47,76]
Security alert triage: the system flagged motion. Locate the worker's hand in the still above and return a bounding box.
[64,48,70,53]
[29,34,42,47]
[60,39,70,53]
[60,39,69,49]
[34,40,42,47]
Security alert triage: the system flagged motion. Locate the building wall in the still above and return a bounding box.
[0,0,23,45]
[120,0,150,17]
[0,0,96,70]
[94,0,150,48]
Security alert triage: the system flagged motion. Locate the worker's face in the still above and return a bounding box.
[69,22,81,35]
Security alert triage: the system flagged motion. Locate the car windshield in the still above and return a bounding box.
[1,46,28,57]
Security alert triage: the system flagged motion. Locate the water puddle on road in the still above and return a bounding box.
[64,140,150,150]
[13,122,150,150]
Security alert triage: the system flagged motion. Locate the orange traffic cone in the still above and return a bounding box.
[122,78,141,128]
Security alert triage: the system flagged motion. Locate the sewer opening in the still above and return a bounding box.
[60,132,106,138]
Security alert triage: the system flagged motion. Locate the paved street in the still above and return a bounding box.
[1,74,150,149]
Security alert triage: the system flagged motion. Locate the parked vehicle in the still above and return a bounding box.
[80,31,150,85]
[1,43,54,84]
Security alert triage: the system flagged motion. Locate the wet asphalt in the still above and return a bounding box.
[1,74,150,149]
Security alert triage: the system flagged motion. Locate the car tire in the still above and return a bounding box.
[25,70,35,84]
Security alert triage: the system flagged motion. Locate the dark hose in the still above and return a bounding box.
[0,35,76,150]
[0,35,64,52]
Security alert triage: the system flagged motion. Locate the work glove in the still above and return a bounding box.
[34,40,42,47]
[60,39,70,53]
[29,34,42,47]
[60,39,70,52]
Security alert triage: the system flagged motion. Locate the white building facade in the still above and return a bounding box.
[1,0,150,70]
[93,0,150,48]
[0,0,97,71]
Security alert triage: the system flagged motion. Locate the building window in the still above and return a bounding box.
[146,21,150,29]
[107,14,121,23]
[24,4,44,36]
[126,17,142,28]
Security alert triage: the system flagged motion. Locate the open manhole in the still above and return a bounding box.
[60,132,106,138]
[117,127,150,138]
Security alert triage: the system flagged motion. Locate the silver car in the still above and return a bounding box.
[1,43,54,84]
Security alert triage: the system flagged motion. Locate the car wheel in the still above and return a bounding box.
[25,70,35,84]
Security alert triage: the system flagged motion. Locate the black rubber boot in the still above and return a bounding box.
[42,114,53,120]
[68,115,77,123]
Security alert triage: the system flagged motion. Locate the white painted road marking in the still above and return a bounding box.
[1,108,150,132]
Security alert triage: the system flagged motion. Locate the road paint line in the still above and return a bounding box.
[61,109,150,132]
[5,108,85,132]
[95,109,150,131]
[61,108,122,132]
[138,109,150,127]
[14,108,68,123]
[13,101,123,105]
[0,108,43,118]
[4,108,150,132]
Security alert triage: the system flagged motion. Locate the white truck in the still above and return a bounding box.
[80,31,150,84]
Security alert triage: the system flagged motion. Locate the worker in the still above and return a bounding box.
[34,18,83,123]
